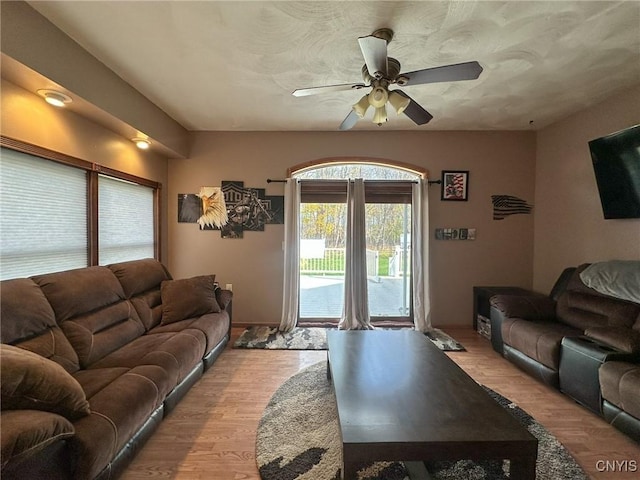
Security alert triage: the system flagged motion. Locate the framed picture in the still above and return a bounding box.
[441,170,469,201]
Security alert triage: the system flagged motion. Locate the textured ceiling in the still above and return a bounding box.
[28,1,640,131]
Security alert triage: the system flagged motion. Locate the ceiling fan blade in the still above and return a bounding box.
[292,83,366,97]
[358,35,388,78]
[339,110,359,131]
[402,61,483,86]
[393,90,433,125]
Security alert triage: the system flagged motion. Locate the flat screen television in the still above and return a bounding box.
[588,124,640,219]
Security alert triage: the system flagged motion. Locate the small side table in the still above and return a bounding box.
[559,336,625,414]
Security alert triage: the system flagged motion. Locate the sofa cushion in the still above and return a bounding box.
[490,294,555,321]
[585,326,640,354]
[70,369,164,480]
[33,266,125,322]
[150,311,230,354]
[562,291,640,330]
[108,258,171,298]
[0,345,90,420]
[86,331,206,397]
[556,264,640,331]
[161,275,220,325]
[10,328,80,375]
[599,361,640,420]
[61,301,146,368]
[131,289,164,331]
[34,265,147,368]
[73,367,130,400]
[501,318,581,370]
[0,410,74,471]
[0,278,80,373]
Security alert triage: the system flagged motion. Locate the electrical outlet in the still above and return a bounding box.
[225,283,233,291]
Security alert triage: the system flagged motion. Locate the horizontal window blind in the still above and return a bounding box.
[301,180,414,203]
[0,148,88,280]
[98,175,154,265]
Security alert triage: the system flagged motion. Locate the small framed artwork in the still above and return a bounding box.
[441,170,469,201]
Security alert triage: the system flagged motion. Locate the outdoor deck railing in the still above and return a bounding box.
[300,247,379,278]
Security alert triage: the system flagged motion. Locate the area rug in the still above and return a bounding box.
[256,362,587,480]
[234,326,465,352]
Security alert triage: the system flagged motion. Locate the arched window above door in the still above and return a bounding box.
[288,156,426,180]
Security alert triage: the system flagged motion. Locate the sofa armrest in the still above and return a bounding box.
[490,294,556,321]
[584,326,640,355]
[1,410,74,472]
[215,289,233,310]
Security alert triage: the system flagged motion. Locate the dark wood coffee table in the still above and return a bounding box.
[326,330,537,480]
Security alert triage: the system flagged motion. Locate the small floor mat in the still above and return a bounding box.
[233,326,465,351]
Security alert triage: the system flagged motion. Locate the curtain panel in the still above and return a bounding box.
[339,179,373,330]
[278,179,301,332]
[412,179,432,332]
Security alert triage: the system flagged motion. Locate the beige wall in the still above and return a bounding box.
[8,66,636,328]
[533,85,640,293]
[1,79,170,261]
[168,130,536,327]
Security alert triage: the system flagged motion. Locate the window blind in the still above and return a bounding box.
[98,175,154,265]
[301,180,414,203]
[0,148,88,280]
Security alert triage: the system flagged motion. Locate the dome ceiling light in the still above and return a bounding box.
[37,89,72,107]
[132,137,151,150]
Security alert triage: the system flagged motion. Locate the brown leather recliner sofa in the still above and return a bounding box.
[489,261,640,442]
[0,258,233,479]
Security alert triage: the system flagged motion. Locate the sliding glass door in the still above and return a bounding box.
[365,201,411,318]
[297,167,415,324]
[299,201,346,318]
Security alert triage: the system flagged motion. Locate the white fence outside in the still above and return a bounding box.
[299,245,379,280]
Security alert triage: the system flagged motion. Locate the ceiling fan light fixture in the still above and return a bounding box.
[291,28,481,130]
[388,91,410,114]
[368,86,388,108]
[353,94,370,118]
[372,105,387,126]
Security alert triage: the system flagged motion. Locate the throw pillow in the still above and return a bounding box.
[0,344,90,420]
[580,260,640,304]
[160,275,220,325]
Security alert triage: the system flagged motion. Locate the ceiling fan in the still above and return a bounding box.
[292,28,483,130]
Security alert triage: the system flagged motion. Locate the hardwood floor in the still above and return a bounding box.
[121,327,639,480]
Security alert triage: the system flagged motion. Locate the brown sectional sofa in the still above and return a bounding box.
[489,262,640,442]
[1,259,232,479]
[599,360,640,439]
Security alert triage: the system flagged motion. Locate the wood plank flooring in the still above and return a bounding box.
[121,327,639,480]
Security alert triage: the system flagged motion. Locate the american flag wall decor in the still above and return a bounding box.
[491,195,533,220]
[441,170,469,201]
